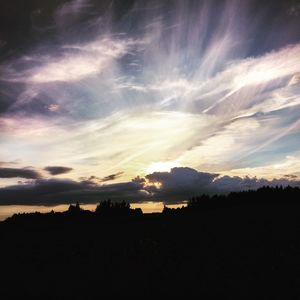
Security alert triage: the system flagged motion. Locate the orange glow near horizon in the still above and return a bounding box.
[0,202,188,221]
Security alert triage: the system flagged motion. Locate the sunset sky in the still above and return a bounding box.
[0,0,300,208]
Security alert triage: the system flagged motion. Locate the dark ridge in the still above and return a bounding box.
[1,186,300,298]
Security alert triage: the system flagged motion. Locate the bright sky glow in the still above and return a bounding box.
[0,0,300,206]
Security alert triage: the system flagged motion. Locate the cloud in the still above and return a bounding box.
[47,104,60,112]
[287,3,300,16]
[24,38,132,84]
[101,172,124,182]
[0,161,18,167]
[79,172,124,184]
[0,178,147,205]
[222,152,300,179]
[0,167,299,205]
[0,168,41,179]
[146,167,218,195]
[54,0,93,27]
[284,174,298,179]
[0,0,300,187]
[144,167,300,201]
[44,166,73,175]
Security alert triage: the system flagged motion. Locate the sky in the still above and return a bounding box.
[0,0,300,206]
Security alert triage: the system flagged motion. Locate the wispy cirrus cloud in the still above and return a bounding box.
[0,0,300,191]
[11,38,134,84]
[54,0,93,26]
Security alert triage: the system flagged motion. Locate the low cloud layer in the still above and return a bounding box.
[145,167,300,201]
[0,167,299,205]
[0,178,146,206]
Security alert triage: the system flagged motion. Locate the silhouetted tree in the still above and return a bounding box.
[68,202,81,214]
[95,199,132,216]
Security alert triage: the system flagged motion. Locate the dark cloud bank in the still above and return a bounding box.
[0,167,41,179]
[0,167,299,206]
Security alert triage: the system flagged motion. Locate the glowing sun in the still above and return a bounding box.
[146,161,180,174]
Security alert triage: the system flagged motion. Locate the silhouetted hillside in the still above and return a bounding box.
[1,186,300,298]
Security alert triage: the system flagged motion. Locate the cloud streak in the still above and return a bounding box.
[26,38,132,84]
[101,172,124,182]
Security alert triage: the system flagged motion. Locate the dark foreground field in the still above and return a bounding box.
[1,187,300,298]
